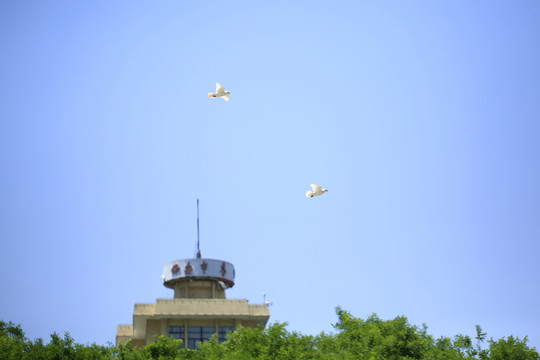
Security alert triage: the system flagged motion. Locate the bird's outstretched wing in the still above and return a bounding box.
[216,83,225,92]
[223,94,230,101]
[306,191,314,198]
[311,184,322,192]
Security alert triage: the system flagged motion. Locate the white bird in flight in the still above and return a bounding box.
[208,83,230,101]
[306,184,328,198]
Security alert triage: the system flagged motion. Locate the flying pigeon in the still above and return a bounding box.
[306,184,328,198]
[208,83,230,101]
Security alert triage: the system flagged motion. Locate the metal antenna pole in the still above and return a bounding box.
[196,199,201,258]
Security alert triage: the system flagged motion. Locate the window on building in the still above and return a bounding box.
[187,326,215,349]
[168,326,185,347]
[218,326,235,343]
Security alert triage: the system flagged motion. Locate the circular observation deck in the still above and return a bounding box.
[163,258,235,289]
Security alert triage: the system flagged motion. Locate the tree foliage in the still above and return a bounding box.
[1,309,538,360]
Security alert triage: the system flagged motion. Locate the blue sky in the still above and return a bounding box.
[1,0,540,350]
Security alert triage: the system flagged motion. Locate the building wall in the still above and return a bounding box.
[116,298,270,346]
[172,280,226,299]
[116,260,269,347]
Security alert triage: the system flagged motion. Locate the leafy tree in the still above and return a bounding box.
[2,308,539,359]
[144,335,185,360]
[487,335,539,360]
[196,323,322,359]
[0,320,27,360]
[115,339,148,360]
[333,307,437,359]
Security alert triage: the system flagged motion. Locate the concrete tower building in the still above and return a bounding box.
[116,203,270,348]
[116,255,270,348]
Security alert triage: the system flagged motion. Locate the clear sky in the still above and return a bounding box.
[1,0,539,350]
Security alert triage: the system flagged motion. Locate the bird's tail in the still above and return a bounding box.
[306,191,314,198]
[223,94,230,101]
[208,92,216,98]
